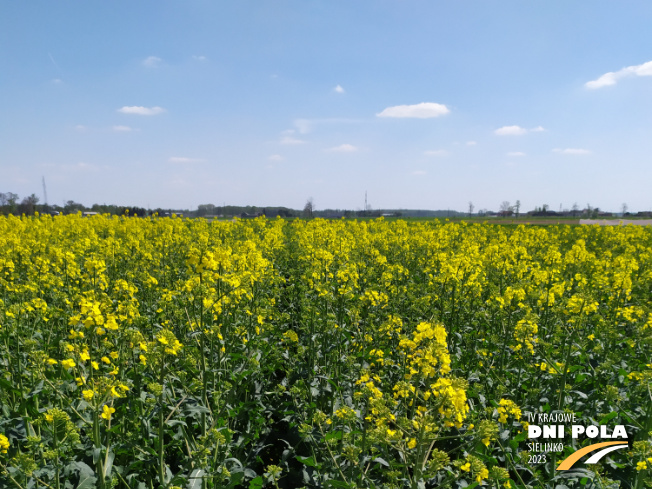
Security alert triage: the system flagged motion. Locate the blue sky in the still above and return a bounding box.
[2,1,652,212]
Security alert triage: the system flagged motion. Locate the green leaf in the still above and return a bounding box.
[0,378,20,395]
[599,411,618,425]
[296,455,317,467]
[324,430,343,442]
[373,457,389,467]
[249,476,263,489]
[77,475,98,489]
[324,480,350,489]
[187,469,205,489]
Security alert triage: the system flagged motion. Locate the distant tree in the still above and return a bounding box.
[64,200,85,214]
[621,203,628,216]
[571,202,579,217]
[0,192,19,214]
[18,194,39,215]
[542,204,549,213]
[197,203,216,217]
[303,197,314,218]
[468,201,474,217]
[499,201,513,217]
[514,200,521,218]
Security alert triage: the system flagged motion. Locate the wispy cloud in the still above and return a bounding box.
[586,60,652,89]
[51,78,63,84]
[424,150,449,157]
[466,141,477,146]
[268,154,284,161]
[377,102,450,119]
[168,157,206,163]
[292,118,360,135]
[553,148,591,155]
[118,106,166,116]
[327,144,358,152]
[411,170,427,175]
[75,125,87,132]
[494,125,544,136]
[280,136,306,145]
[507,151,526,157]
[142,56,162,68]
[192,55,207,61]
[48,52,62,74]
[334,84,345,93]
[112,125,133,132]
[61,162,100,171]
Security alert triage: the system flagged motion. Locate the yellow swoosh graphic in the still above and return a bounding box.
[557,441,628,471]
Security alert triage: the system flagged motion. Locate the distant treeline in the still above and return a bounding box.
[2,192,649,219]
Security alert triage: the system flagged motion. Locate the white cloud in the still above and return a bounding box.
[280,136,306,145]
[168,157,206,163]
[494,125,545,136]
[553,148,591,155]
[192,55,207,61]
[143,56,162,68]
[327,144,358,152]
[334,84,345,93]
[411,170,427,175]
[293,118,361,134]
[507,151,526,157]
[268,154,284,161]
[377,102,450,119]
[112,125,133,132]
[75,125,87,132]
[118,106,166,116]
[466,141,477,146]
[424,150,449,157]
[61,162,99,171]
[294,120,312,134]
[51,78,63,84]
[495,125,528,136]
[586,60,652,89]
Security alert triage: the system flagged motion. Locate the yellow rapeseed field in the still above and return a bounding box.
[0,214,650,488]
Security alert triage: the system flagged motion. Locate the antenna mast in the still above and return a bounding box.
[42,176,48,205]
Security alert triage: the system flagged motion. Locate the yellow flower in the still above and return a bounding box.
[637,461,648,471]
[0,433,9,454]
[79,350,90,362]
[587,334,595,341]
[461,462,471,472]
[91,361,99,370]
[61,358,76,369]
[110,351,119,359]
[476,468,489,482]
[407,438,417,449]
[101,356,111,364]
[47,358,58,365]
[100,405,115,421]
[139,354,147,365]
[45,414,53,422]
[82,389,94,401]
